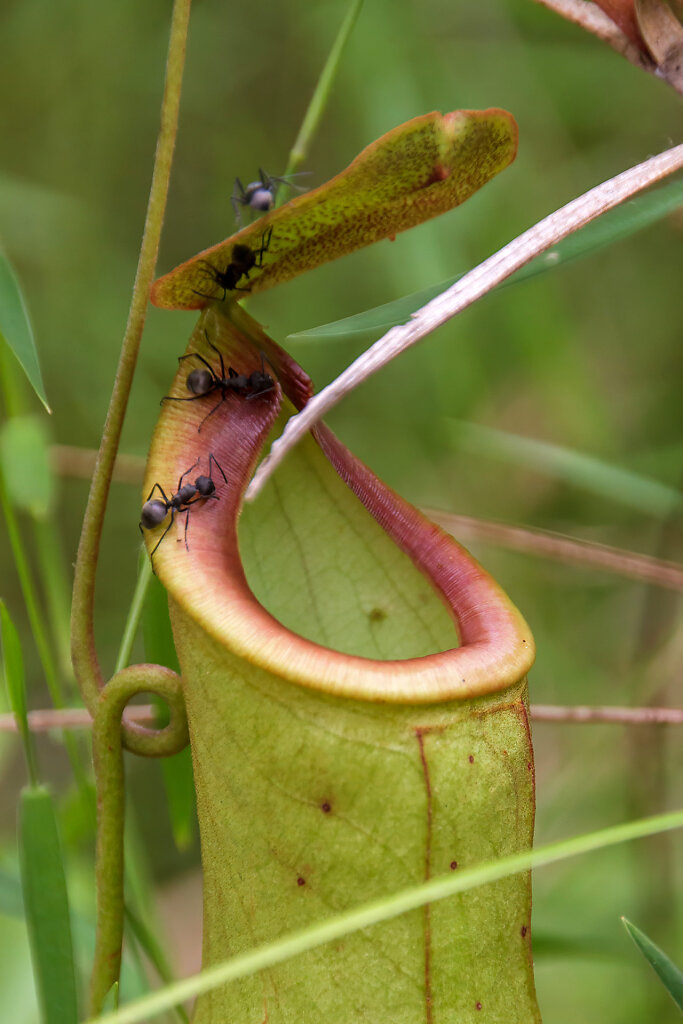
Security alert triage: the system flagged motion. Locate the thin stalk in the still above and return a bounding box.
[70,0,192,725]
[3,703,681,734]
[114,555,154,675]
[278,0,364,195]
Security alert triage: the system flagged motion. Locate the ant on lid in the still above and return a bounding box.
[193,227,273,302]
[139,454,228,568]
[231,168,309,224]
[162,331,276,431]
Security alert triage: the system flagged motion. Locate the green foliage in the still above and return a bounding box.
[18,786,78,1024]
[622,917,683,1010]
[0,254,49,411]
[0,415,54,519]
[290,175,683,342]
[0,600,38,785]
[1,2,682,1023]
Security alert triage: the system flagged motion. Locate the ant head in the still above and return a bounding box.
[231,243,254,263]
[140,500,168,530]
[194,475,216,497]
[249,370,274,394]
[187,368,214,395]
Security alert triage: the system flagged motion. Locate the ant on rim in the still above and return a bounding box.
[162,331,276,432]
[193,227,273,302]
[231,169,308,225]
[139,454,228,568]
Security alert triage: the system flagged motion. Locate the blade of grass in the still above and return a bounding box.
[278,0,364,195]
[114,553,154,675]
[143,574,196,852]
[85,809,683,1024]
[0,253,50,411]
[19,785,79,1024]
[0,600,38,786]
[125,905,190,1024]
[621,916,683,1009]
[445,420,683,517]
[289,175,683,343]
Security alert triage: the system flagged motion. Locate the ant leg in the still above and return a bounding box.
[259,350,277,378]
[191,287,219,301]
[203,333,227,380]
[208,453,228,484]
[232,178,247,224]
[183,508,192,552]
[182,351,217,377]
[161,393,204,406]
[149,507,176,565]
[246,381,275,400]
[146,482,170,504]
[197,393,226,433]
[177,459,201,492]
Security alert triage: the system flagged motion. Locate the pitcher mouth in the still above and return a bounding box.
[142,305,534,704]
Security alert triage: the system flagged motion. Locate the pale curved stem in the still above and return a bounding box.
[245,143,683,501]
[4,703,681,734]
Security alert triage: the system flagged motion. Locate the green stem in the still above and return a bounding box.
[278,0,364,195]
[89,665,189,1017]
[114,555,154,675]
[70,0,191,748]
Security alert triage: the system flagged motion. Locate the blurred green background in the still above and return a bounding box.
[0,0,681,1021]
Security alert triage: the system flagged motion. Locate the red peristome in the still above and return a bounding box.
[144,306,534,702]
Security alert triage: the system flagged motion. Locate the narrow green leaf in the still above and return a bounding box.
[622,917,683,1010]
[446,419,683,517]
[0,415,54,519]
[101,983,120,1013]
[280,0,364,185]
[0,254,50,412]
[143,575,196,852]
[19,785,78,1024]
[85,810,683,1024]
[0,600,38,785]
[290,176,683,342]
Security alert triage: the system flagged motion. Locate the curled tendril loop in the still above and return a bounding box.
[100,664,189,757]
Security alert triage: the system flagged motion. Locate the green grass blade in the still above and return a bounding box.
[114,553,154,675]
[446,419,683,517]
[290,176,683,342]
[621,917,683,1010]
[143,574,196,852]
[0,415,54,519]
[19,785,79,1024]
[0,253,50,411]
[84,809,683,1024]
[280,0,364,186]
[0,600,39,785]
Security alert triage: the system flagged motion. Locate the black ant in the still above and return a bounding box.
[162,331,275,431]
[231,169,308,224]
[139,454,228,567]
[193,227,273,302]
